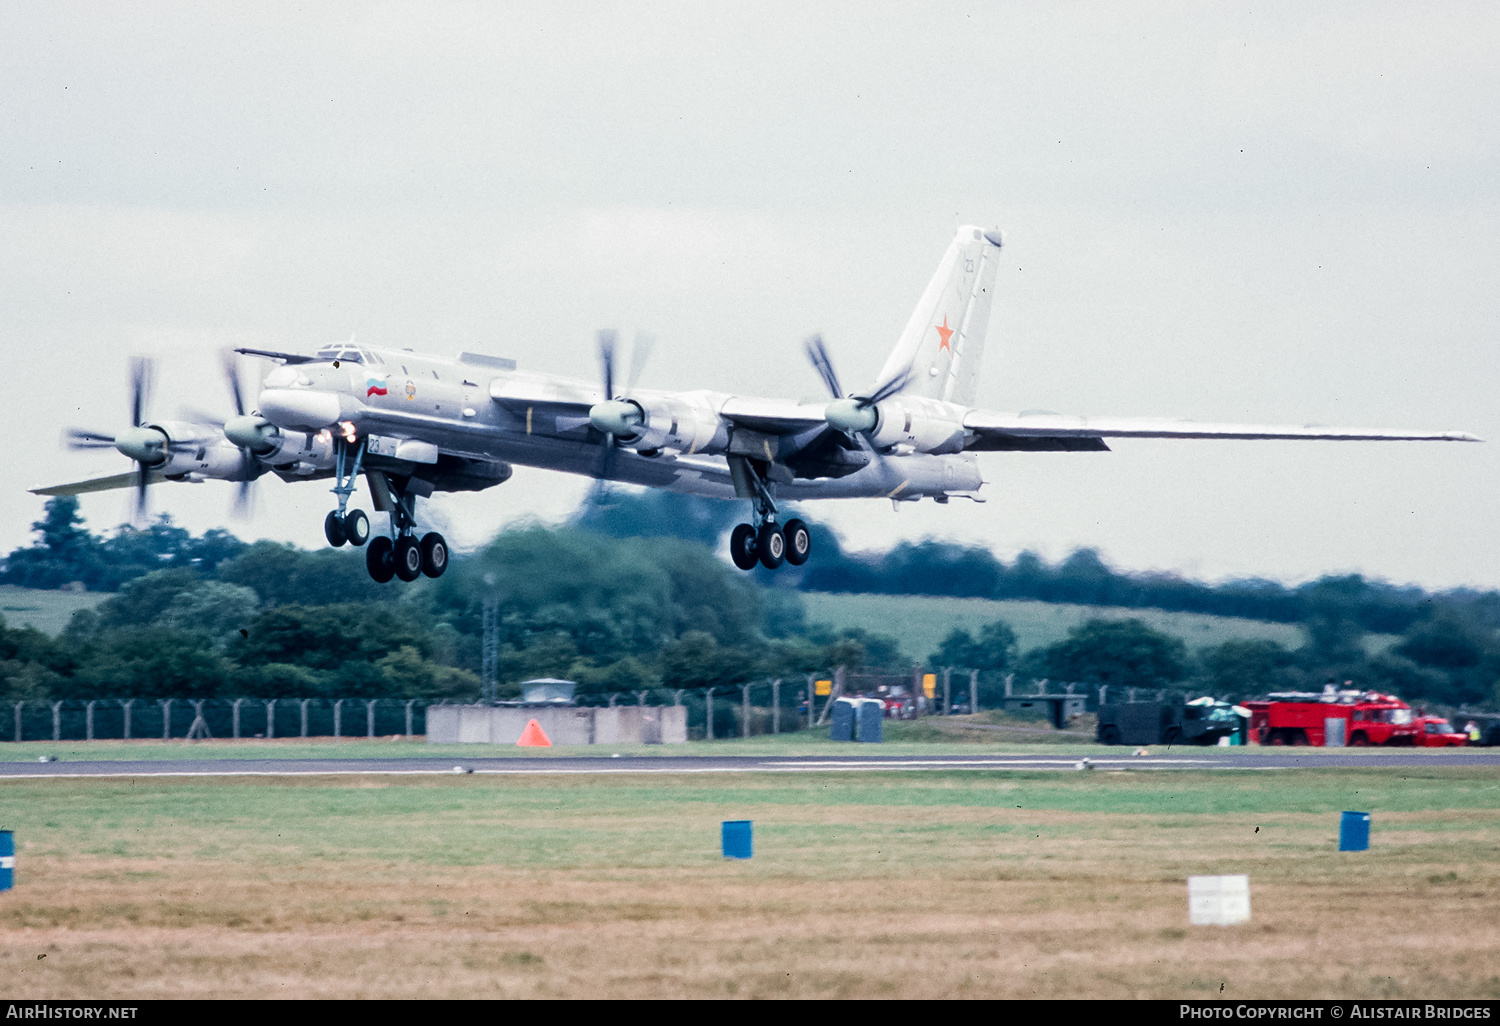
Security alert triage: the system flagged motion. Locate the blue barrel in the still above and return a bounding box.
[829,699,854,742]
[0,830,12,891]
[856,700,883,743]
[1339,811,1370,851]
[722,820,753,859]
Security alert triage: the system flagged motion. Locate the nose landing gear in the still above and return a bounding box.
[325,436,370,548]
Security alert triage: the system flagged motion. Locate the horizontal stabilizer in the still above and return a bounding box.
[30,470,170,497]
[963,411,1482,445]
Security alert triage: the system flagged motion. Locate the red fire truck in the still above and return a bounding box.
[1414,715,1468,747]
[1243,689,1419,746]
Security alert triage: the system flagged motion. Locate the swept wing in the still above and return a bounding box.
[962,411,1481,449]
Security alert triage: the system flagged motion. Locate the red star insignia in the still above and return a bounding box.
[934,315,954,352]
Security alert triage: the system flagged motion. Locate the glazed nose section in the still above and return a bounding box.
[259,389,343,431]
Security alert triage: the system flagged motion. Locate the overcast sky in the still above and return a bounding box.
[3,2,1498,590]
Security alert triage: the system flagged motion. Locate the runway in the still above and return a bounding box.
[2,748,1496,778]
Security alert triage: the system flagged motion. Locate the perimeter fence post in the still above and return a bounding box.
[52,700,63,742]
[159,698,173,740]
[300,699,311,738]
[970,670,979,715]
[13,702,23,743]
[333,699,343,738]
[121,699,134,740]
[366,699,377,738]
[705,689,714,741]
[264,699,276,739]
[742,683,751,738]
[405,699,416,738]
[772,679,781,735]
[85,700,95,741]
[232,698,243,739]
[186,700,212,740]
[942,668,951,715]
[806,675,815,730]
[911,666,923,717]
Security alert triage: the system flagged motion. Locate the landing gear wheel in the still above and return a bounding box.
[324,510,347,547]
[783,518,811,566]
[366,536,395,583]
[729,523,758,571]
[757,522,785,569]
[394,536,423,582]
[343,509,370,547]
[420,532,448,578]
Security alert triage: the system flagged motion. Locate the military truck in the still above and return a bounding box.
[1096,695,1241,746]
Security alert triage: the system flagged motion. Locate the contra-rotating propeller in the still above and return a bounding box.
[179,349,271,517]
[586,328,655,499]
[64,356,196,523]
[804,333,913,460]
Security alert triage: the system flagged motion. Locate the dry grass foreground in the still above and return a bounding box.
[0,768,1497,999]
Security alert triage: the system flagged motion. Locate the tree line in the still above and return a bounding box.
[0,497,897,702]
[2,492,1497,709]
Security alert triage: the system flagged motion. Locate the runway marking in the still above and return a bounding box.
[0,757,1298,780]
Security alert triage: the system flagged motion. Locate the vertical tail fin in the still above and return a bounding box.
[873,225,1003,407]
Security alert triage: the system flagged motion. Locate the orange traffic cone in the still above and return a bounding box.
[516,718,552,747]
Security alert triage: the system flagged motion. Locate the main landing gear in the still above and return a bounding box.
[323,435,447,584]
[727,461,811,572]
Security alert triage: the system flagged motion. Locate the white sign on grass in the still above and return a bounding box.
[1188,875,1251,925]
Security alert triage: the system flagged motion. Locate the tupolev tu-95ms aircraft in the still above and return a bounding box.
[36,225,1481,584]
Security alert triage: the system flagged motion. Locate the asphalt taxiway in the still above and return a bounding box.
[2,748,1496,778]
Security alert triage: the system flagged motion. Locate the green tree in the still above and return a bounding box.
[217,542,383,607]
[79,625,232,697]
[658,630,756,690]
[0,497,101,589]
[94,568,202,630]
[929,619,1017,671]
[1037,619,1187,690]
[1196,639,1303,699]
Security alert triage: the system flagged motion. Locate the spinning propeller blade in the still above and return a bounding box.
[805,334,844,400]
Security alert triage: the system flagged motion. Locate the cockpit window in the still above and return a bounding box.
[316,346,365,364]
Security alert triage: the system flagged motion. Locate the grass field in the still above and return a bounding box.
[800,591,1406,660]
[1,765,1496,998]
[0,586,106,635]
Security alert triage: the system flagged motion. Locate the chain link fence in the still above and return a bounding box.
[8,667,1066,743]
[7,697,435,742]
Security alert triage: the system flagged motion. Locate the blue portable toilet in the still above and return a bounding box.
[856,699,883,743]
[722,820,753,859]
[1339,811,1371,851]
[0,830,12,891]
[830,698,855,742]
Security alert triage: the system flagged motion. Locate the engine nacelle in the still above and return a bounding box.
[144,422,247,479]
[267,427,336,474]
[867,396,968,454]
[618,390,732,455]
